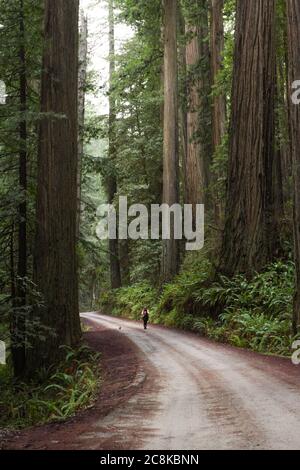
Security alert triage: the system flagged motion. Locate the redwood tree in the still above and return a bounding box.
[161,0,179,282]
[12,0,27,377]
[287,0,300,334]
[210,0,226,223]
[185,5,204,217]
[210,0,226,154]
[182,0,212,225]
[77,10,88,238]
[219,0,278,277]
[28,0,81,371]
[107,0,121,289]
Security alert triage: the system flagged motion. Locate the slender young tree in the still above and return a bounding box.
[161,0,179,282]
[28,0,81,372]
[210,0,226,223]
[178,5,187,183]
[219,0,278,277]
[12,0,27,377]
[287,0,300,334]
[107,0,121,288]
[210,0,226,154]
[77,10,88,238]
[198,0,212,207]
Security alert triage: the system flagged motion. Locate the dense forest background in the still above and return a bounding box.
[1,0,300,426]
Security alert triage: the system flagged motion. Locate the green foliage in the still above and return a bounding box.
[0,0,43,356]
[103,0,164,283]
[100,282,157,320]
[0,345,101,429]
[105,258,296,356]
[79,110,110,310]
[156,254,213,319]
[191,261,296,355]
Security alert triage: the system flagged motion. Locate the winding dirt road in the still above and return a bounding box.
[80,313,300,450]
[3,312,300,450]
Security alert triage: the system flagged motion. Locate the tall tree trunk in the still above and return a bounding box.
[108,0,121,289]
[198,0,212,207]
[210,0,226,153]
[178,7,187,193]
[27,0,81,372]
[10,223,16,354]
[161,0,179,282]
[12,0,27,377]
[287,0,300,334]
[77,11,88,238]
[183,0,212,221]
[219,0,278,277]
[210,0,226,223]
[185,23,204,218]
[119,240,130,286]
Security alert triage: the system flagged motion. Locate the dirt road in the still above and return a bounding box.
[3,312,300,450]
[80,313,300,450]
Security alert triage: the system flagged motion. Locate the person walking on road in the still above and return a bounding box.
[141,307,149,330]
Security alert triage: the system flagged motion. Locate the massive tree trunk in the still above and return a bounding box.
[28,0,81,372]
[161,0,179,282]
[219,0,278,277]
[182,0,212,223]
[12,0,27,377]
[185,23,204,215]
[287,0,300,334]
[77,10,88,238]
[107,0,121,289]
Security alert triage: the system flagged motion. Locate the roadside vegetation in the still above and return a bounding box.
[100,253,297,357]
[0,345,101,430]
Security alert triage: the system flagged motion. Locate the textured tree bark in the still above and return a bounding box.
[119,240,130,286]
[197,0,212,207]
[277,27,292,211]
[182,0,212,223]
[28,0,81,372]
[210,0,226,153]
[185,24,204,216]
[178,7,187,190]
[12,0,27,377]
[219,0,278,277]
[108,0,121,289]
[210,0,226,222]
[287,0,300,334]
[77,11,88,238]
[161,0,179,283]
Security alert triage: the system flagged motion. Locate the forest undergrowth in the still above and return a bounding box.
[0,342,101,430]
[101,253,298,357]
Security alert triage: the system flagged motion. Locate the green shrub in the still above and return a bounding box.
[101,258,297,357]
[0,344,101,429]
[156,254,213,319]
[100,282,158,320]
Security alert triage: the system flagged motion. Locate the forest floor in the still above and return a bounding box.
[2,313,300,450]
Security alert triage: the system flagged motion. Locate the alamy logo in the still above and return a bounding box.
[291,80,300,105]
[0,80,7,104]
[0,341,6,365]
[96,196,205,251]
[291,340,300,366]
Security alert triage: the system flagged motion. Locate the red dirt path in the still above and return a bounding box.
[1,320,155,450]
